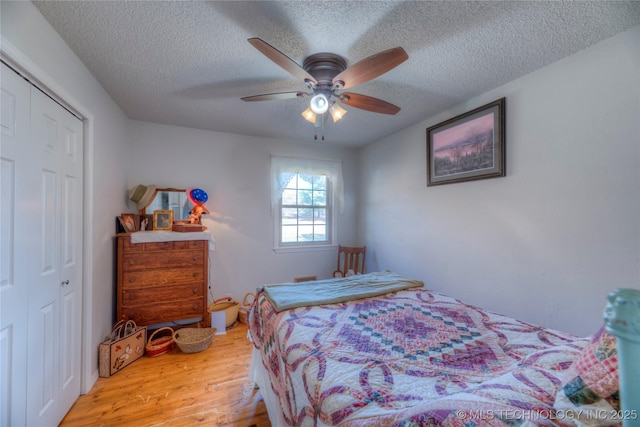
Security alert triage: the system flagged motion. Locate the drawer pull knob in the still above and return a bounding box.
[193,304,198,310]
[192,288,197,294]
[192,272,199,277]
[192,255,199,261]
[129,278,134,283]
[129,259,135,265]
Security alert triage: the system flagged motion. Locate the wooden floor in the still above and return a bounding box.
[60,323,272,427]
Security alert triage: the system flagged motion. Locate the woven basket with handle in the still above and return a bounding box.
[173,327,217,353]
[238,292,255,324]
[145,327,174,357]
[207,297,239,328]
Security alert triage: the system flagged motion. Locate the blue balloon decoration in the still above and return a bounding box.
[190,188,208,204]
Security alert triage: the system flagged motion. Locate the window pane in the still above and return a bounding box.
[313,208,326,224]
[282,189,297,205]
[298,174,312,189]
[298,208,313,222]
[282,173,297,189]
[298,190,313,206]
[282,208,297,225]
[282,225,298,242]
[298,225,313,241]
[313,225,326,240]
[313,190,326,206]
[312,175,326,190]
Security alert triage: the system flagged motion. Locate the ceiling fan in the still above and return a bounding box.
[241,38,408,138]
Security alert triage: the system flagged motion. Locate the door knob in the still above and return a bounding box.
[61,280,70,286]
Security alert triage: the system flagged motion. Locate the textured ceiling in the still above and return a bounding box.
[34,1,640,147]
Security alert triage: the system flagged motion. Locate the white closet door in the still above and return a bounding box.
[1,62,32,427]
[26,82,84,425]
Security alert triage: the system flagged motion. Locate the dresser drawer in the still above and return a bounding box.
[122,250,204,270]
[122,238,205,253]
[122,267,204,289]
[121,298,205,325]
[122,283,204,305]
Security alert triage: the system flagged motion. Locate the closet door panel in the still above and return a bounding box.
[59,149,82,397]
[28,88,62,425]
[38,302,57,413]
[0,62,31,427]
[27,87,83,426]
[41,169,58,274]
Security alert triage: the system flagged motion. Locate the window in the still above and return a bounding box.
[271,156,343,251]
[280,173,330,245]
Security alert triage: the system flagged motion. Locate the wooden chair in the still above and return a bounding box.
[333,245,366,277]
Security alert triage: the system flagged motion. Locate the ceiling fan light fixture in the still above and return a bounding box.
[309,93,329,114]
[329,103,347,122]
[302,107,316,123]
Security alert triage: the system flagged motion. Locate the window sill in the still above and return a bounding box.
[273,244,337,254]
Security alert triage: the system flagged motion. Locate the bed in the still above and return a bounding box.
[248,271,639,427]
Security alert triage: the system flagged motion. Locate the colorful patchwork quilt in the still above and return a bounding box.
[249,273,599,426]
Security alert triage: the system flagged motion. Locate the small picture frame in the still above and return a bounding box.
[139,214,152,231]
[119,213,138,233]
[153,210,174,231]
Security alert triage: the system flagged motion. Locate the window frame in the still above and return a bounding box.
[273,173,338,253]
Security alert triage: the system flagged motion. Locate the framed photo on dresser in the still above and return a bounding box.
[153,210,173,230]
[119,213,138,233]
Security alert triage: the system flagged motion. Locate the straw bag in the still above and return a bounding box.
[208,297,239,328]
[238,292,255,324]
[145,327,174,357]
[99,320,146,377]
[173,327,217,353]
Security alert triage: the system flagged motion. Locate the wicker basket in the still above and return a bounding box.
[173,328,217,353]
[238,292,255,324]
[145,327,174,357]
[208,297,239,328]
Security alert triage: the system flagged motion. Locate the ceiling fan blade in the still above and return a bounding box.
[248,38,316,85]
[241,91,306,102]
[333,47,408,90]
[340,92,401,115]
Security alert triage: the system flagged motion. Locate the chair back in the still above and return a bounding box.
[333,245,366,277]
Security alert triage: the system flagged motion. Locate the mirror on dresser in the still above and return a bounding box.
[143,188,194,221]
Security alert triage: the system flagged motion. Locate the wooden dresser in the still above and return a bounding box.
[116,234,210,327]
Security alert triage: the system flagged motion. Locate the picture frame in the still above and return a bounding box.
[153,210,174,231]
[119,213,138,233]
[116,217,128,234]
[140,214,153,231]
[426,97,505,186]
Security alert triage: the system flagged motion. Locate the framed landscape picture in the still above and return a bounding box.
[427,98,505,186]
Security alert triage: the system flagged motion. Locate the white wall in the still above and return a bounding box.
[360,25,640,337]
[127,121,360,299]
[1,1,131,390]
